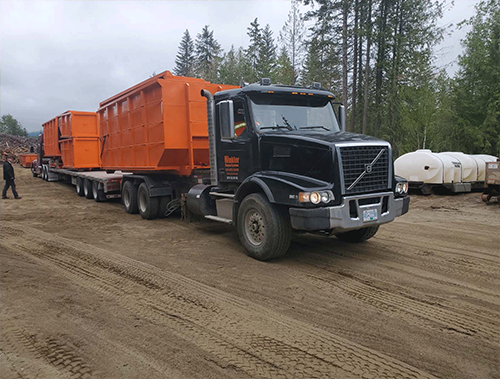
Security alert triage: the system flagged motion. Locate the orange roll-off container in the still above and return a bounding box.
[60,137,100,169]
[43,111,100,169]
[19,153,37,168]
[98,71,237,176]
[59,111,99,138]
[59,111,100,169]
[42,117,61,157]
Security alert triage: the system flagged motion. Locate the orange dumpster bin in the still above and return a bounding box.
[19,153,37,168]
[98,71,237,175]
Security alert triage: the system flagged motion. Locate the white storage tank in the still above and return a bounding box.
[394,149,459,184]
[394,149,497,193]
[471,155,499,181]
[441,152,478,182]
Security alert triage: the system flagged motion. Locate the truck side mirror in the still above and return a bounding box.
[339,105,346,132]
[218,100,235,139]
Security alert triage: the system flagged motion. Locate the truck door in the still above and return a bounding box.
[217,99,254,184]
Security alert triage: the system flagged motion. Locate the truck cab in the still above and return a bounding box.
[187,79,410,260]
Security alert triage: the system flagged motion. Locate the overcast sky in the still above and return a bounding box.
[0,0,480,133]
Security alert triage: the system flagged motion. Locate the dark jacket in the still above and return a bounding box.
[3,161,15,180]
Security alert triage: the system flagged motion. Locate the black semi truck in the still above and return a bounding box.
[186,79,410,260]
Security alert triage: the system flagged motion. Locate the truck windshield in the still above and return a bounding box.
[249,94,340,133]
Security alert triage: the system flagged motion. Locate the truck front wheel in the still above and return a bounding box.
[237,193,291,261]
[122,181,139,214]
[335,226,379,243]
[138,183,159,220]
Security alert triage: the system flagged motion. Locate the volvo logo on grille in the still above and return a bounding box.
[347,148,386,191]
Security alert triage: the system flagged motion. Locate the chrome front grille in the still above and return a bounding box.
[339,145,390,195]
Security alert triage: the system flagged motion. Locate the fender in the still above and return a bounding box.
[121,174,173,197]
[235,171,332,206]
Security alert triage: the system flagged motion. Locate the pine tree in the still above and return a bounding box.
[194,25,222,82]
[256,24,277,79]
[273,47,295,85]
[173,30,195,77]
[219,46,251,85]
[245,18,262,82]
[450,0,500,155]
[279,0,306,84]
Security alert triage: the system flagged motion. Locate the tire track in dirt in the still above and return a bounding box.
[292,238,500,298]
[1,222,436,379]
[305,270,499,340]
[0,326,94,379]
[373,237,500,281]
[290,247,500,324]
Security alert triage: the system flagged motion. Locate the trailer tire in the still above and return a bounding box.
[421,184,433,196]
[93,181,106,202]
[76,178,85,196]
[83,179,93,199]
[237,193,291,261]
[122,180,139,214]
[335,226,379,243]
[138,183,159,220]
[42,167,47,181]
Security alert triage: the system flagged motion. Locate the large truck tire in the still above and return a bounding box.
[237,193,291,261]
[122,180,139,214]
[76,178,85,196]
[92,181,107,202]
[83,179,93,199]
[138,183,159,220]
[335,226,379,243]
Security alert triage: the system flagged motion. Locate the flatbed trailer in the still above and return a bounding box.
[46,166,127,201]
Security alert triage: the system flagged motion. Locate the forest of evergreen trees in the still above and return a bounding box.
[172,0,499,157]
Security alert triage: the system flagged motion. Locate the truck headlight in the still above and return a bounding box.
[299,191,334,204]
[310,191,321,204]
[395,182,408,195]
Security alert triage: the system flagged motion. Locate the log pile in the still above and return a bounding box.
[0,134,39,163]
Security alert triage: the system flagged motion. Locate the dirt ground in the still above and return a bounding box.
[1,166,499,379]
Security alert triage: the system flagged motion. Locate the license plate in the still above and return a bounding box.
[363,209,378,222]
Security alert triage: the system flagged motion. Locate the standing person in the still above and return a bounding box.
[2,155,22,199]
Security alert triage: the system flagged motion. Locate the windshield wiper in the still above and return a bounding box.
[281,114,295,130]
[260,125,294,131]
[299,125,330,131]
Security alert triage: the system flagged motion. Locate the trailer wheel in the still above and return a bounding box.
[76,178,85,196]
[122,180,139,214]
[138,183,159,220]
[42,166,47,181]
[335,226,379,243]
[93,181,106,202]
[237,193,291,261]
[421,184,433,196]
[31,164,37,177]
[83,179,94,199]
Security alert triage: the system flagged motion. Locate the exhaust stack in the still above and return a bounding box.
[201,89,217,186]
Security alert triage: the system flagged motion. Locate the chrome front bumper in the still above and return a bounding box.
[289,192,410,232]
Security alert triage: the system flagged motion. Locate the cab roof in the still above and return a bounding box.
[214,83,336,101]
